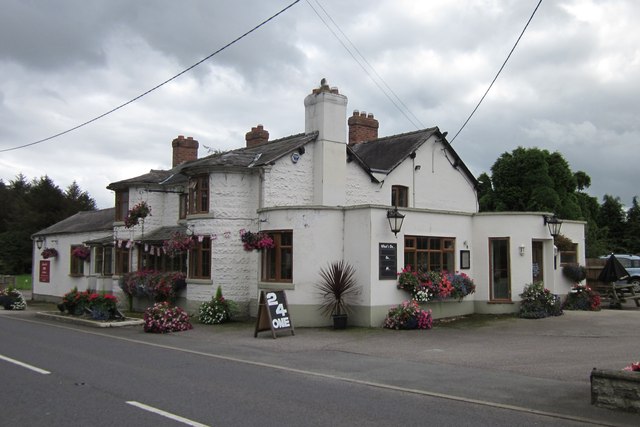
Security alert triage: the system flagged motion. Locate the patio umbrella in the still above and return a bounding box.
[598,254,630,283]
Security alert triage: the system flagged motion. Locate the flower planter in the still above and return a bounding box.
[591,368,640,413]
[0,295,15,310]
[332,314,348,329]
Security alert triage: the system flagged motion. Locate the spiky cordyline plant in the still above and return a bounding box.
[316,260,359,317]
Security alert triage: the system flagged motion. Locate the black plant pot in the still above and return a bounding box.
[332,313,348,329]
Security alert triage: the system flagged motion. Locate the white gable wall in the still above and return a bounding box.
[345,136,478,213]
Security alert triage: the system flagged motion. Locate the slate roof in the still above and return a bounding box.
[183,132,318,171]
[107,132,319,189]
[349,128,438,174]
[107,169,176,190]
[33,208,115,237]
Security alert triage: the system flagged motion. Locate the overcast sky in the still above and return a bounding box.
[1,0,638,209]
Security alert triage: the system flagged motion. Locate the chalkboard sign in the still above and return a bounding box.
[254,290,295,339]
[379,243,397,279]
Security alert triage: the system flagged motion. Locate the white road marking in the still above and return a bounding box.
[127,401,210,427]
[0,353,51,375]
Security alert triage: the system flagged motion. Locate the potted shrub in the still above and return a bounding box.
[316,260,360,329]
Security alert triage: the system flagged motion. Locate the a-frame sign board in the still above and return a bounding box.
[254,290,295,339]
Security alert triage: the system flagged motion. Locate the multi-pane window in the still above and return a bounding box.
[189,237,211,279]
[179,193,188,219]
[69,245,84,276]
[140,247,187,273]
[391,185,408,208]
[261,231,293,282]
[404,236,455,273]
[189,175,209,214]
[94,246,113,276]
[559,243,578,266]
[115,190,129,221]
[115,244,130,275]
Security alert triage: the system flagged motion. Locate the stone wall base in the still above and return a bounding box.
[591,368,640,413]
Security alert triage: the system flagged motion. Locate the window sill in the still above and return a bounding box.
[487,300,514,304]
[187,278,213,285]
[259,282,295,291]
[69,274,84,278]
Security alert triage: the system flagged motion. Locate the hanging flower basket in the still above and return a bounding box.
[124,201,151,228]
[162,232,195,257]
[41,247,58,259]
[239,229,275,251]
[72,246,91,261]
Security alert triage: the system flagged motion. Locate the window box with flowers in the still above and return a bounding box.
[119,270,187,311]
[124,201,151,228]
[72,245,91,261]
[240,229,275,251]
[41,247,58,259]
[397,266,476,303]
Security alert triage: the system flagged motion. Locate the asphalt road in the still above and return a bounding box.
[1,303,640,426]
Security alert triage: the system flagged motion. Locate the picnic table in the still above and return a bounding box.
[593,281,640,308]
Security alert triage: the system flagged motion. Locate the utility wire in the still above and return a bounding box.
[1,0,301,153]
[307,0,424,130]
[449,0,543,144]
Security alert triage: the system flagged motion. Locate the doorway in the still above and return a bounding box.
[532,240,544,283]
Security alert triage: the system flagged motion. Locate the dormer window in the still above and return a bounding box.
[391,185,408,208]
[189,175,209,214]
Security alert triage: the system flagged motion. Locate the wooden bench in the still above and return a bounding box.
[592,281,640,308]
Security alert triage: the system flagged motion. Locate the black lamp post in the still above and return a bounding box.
[387,207,405,237]
[544,214,563,238]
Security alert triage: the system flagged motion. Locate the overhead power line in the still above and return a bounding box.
[1,0,301,153]
[307,0,425,130]
[449,0,543,144]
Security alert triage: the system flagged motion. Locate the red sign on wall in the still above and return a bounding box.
[39,260,50,283]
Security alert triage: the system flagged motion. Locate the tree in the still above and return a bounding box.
[598,195,626,253]
[625,196,640,254]
[0,174,97,274]
[480,147,582,219]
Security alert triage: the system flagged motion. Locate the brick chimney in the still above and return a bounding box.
[245,125,269,148]
[172,135,199,167]
[348,110,379,145]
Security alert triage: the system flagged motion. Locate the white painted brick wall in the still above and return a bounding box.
[263,146,314,207]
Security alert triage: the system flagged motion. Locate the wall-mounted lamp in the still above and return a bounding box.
[185,224,195,236]
[414,165,421,171]
[544,214,563,238]
[35,236,44,250]
[519,244,525,256]
[387,207,405,237]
